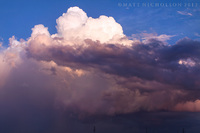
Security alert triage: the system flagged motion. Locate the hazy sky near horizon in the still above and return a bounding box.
[0,0,200,133]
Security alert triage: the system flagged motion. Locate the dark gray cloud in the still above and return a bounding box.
[20,36,200,117]
[27,37,200,91]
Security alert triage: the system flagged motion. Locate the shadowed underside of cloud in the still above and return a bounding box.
[28,37,200,89]
[0,6,200,122]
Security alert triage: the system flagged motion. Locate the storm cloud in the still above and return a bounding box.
[0,6,200,132]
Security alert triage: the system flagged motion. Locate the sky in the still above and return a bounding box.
[0,0,200,133]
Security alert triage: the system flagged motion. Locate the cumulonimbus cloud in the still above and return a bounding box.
[55,6,125,44]
[0,6,200,116]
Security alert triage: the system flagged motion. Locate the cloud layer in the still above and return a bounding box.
[1,7,200,119]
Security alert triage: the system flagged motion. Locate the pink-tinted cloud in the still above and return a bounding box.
[174,100,200,112]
